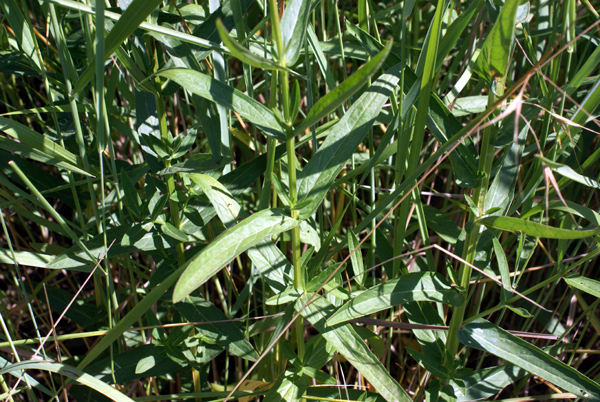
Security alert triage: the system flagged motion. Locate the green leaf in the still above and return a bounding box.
[216,19,292,73]
[0,361,135,402]
[538,154,600,189]
[158,154,233,175]
[297,295,412,402]
[492,237,512,303]
[347,230,365,287]
[0,248,52,268]
[297,63,402,216]
[120,168,143,219]
[173,208,299,303]
[176,295,259,361]
[326,272,464,327]
[280,0,312,66]
[452,364,527,402]
[0,117,93,177]
[564,274,600,298]
[156,68,285,140]
[295,41,392,135]
[476,216,600,239]
[474,0,520,82]
[263,370,310,402]
[160,222,190,242]
[187,173,240,227]
[74,0,164,93]
[458,319,600,400]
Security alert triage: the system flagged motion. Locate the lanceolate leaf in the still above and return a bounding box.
[294,41,392,135]
[156,68,285,140]
[326,272,464,327]
[458,319,600,400]
[474,0,520,82]
[187,173,241,227]
[173,209,299,303]
[298,295,412,402]
[280,0,312,66]
[176,296,259,361]
[216,20,292,73]
[477,216,600,239]
[564,274,600,298]
[297,63,402,216]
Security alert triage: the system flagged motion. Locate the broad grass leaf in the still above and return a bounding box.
[176,296,259,361]
[187,173,240,227]
[347,230,365,287]
[74,0,164,93]
[326,272,464,327]
[0,117,92,177]
[297,63,402,216]
[298,295,412,402]
[0,361,135,402]
[157,68,285,140]
[263,370,310,402]
[0,248,52,268]
[564,274,600,298]
[173,208,299,303]
[474,0,520,82]
[477,216,600,239]
[458,319,600,400]
[280,0,312,65]
[492,237,512,303]
[294,41,392,135]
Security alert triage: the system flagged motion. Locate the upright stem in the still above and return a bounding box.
[444,85,500,369]
[269,0,304,360]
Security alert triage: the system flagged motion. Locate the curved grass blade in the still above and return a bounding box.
[458,319,600,400]
[177,296,259,361]
[0,361,135,401]
[326,272,464,327]
[298,295,411,402]
[0,117,93,177]
[294,41,392,136]
[173,208,299,303]
[157,68,285,140]
[296,63,402,217]
[476,216,600,239]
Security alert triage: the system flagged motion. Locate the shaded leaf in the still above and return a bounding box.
[458,319,600,400]
[564,274,600,298]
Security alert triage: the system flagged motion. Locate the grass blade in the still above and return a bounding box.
[477,216,600,239]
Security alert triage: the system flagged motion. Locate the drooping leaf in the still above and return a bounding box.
[326,272,464,327]
[280,0,312,65]
[298,295,412,402]
[538,154,600,189]
[477,216,600,239]
[458,319,600,400]
[173,208,299,303]
[156,68,285,140]
[176,295,259,361]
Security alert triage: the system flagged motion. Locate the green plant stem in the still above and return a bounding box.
[444,85,500,369]
[155,91,185,266]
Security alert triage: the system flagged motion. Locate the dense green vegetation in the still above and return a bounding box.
[1,0,600,400]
